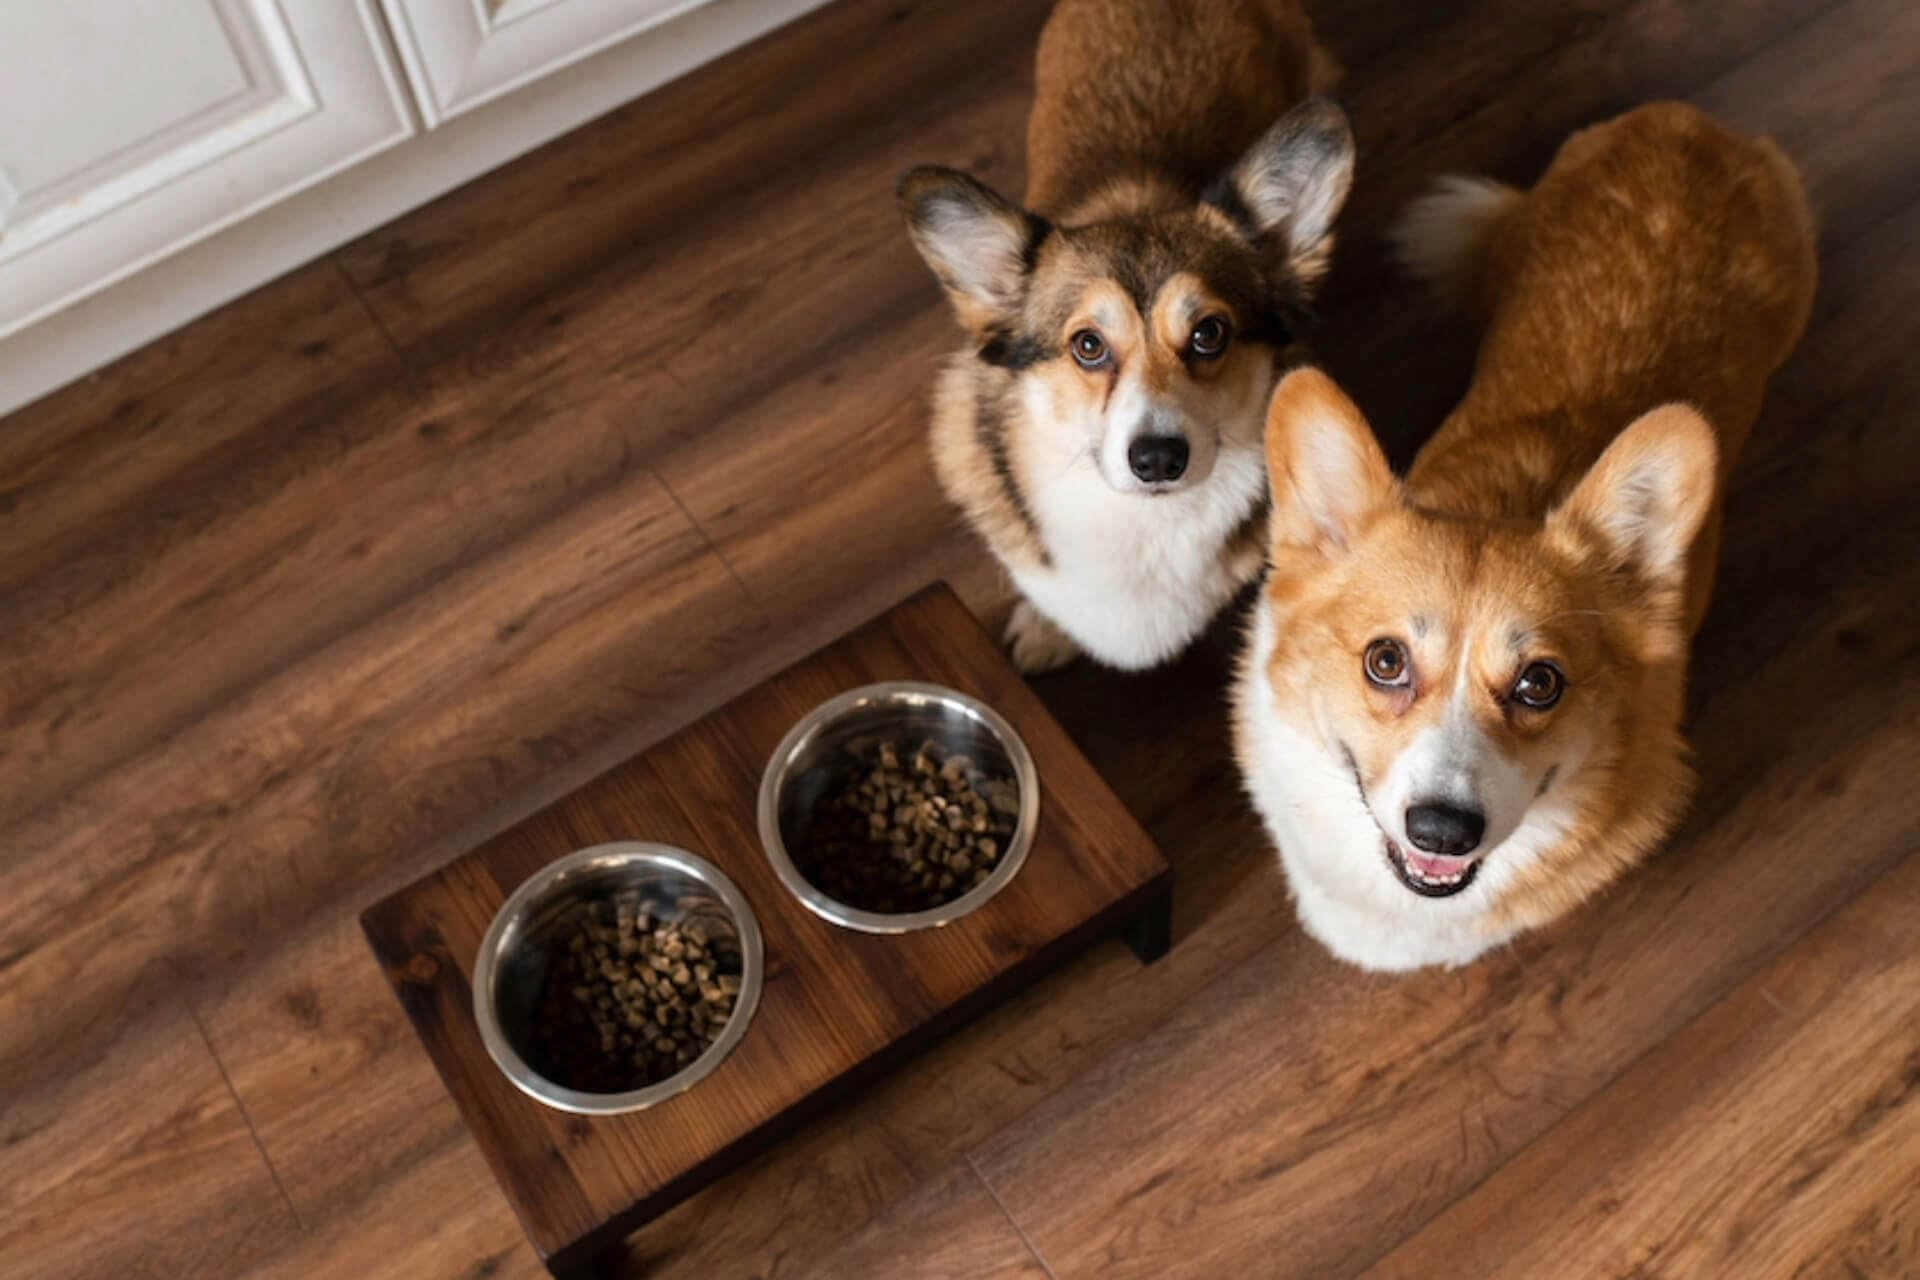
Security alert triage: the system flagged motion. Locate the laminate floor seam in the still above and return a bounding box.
[652,471,768,625]
[967,1149,1063,1280]
[329,255,412,372]
[178,978,307,1232]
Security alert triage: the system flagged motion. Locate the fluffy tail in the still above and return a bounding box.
[1391,175,1523,308]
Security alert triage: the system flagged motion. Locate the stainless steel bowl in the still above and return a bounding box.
[471,842,763,1116]
[758,681,1040,933]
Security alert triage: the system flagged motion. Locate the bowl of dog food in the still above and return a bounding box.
[472,842,763,1116]
[758,681,1040,932]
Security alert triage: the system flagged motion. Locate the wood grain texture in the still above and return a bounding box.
[776,1162,1054,1280]
[334,1,1053,355]
[1359,851,1920,1280]
[0,994,300,1280]
[1,0,1915,1275]
[0,468,767,1088]
[362,584,1169,1269]
[607,626,1292,1279]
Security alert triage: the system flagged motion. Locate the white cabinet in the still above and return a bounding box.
[381,0,729,124]
[0,0,415,339]
[0,0,832,415]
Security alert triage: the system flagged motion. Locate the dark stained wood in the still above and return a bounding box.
[1,0,1915,1276]
[0,468,768,1091]
[361,584,1171,1272]
[772,1162,1053,1280]
[1359,851,1920,1280]
[332,1,1055,356]
[1314,0,1862,464]
[0,993,301,1280]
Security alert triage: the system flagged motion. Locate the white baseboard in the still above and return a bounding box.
[0,0,831,420]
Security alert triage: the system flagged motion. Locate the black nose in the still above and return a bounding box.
[1127,435,1189,483]
[1405,803,1486,856]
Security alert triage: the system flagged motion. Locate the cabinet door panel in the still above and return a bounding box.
[382,0,749,124]
[0,0,413,338]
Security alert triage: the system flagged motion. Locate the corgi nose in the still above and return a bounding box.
[1127,435,1189,483]
[1405,803,1485,856]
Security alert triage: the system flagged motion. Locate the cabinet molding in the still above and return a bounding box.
[0,0,415,341]
[383,0,740,124]
[0,0,831,417]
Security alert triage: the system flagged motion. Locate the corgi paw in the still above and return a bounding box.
[1005,601,1081,674]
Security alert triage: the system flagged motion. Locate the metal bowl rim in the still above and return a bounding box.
[470,841,764,1116]
[756,679,1040,933]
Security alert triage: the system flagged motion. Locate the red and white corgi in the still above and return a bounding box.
[1234,103,1818,969]
[898,0,1351,672]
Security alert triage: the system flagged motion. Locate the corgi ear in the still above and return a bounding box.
[1266,367,1398,555]
[1207,98,1355,280]
[1548,404,1718,588]
[899,166,1050,338]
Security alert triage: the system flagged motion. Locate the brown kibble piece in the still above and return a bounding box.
[529,897,743,1094]
[798,737,1019,914]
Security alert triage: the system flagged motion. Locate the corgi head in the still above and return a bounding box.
[1254,369,1716,898]
[899,100,1353,497]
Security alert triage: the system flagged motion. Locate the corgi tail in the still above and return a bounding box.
[1391,175,1523,307]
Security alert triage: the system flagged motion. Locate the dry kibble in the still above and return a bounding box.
[799,738,1019,913]
[529,896,741,1094]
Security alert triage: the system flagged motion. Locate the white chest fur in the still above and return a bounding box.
[1012,440,1266,670]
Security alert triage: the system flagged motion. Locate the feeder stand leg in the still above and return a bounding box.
[1125,881,1174,964]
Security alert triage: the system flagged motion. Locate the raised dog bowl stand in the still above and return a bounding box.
[361,583,1174,1278]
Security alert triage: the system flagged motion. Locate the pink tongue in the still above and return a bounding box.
[1403,846,1474,879]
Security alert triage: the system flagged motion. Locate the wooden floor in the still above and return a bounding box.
[3,0,1916,1276]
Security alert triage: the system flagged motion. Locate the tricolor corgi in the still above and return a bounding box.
[1234,103,1818,970]
[898,0,1352,672]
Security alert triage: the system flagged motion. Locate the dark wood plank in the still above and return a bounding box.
[0,262,402,822]
[0,472,767,1096]
[1358,851,1920,1280]
[0,262,396,568]
[774,1162,1052,1280]
[0,0,1914,1276]
[1693,0,1920,246]
[333,0,1056,355]
[180,912,550,1280]
[226,1138,548,1280]
[361,584,1170,1269]
[188,913,467,1216]
[1314,0,1856,464]
[1786,1180,1920,1280]
[0,996,300,1280]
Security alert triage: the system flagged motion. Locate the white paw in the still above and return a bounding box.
[1005,600,1081,674]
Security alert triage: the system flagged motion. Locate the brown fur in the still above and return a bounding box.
[1410,104,1818,633]
[899,0,1351,672]
[1026,0,1336,219]
[1249,104,1817,946]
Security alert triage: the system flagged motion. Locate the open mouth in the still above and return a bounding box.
[1383,838,1480,898]
[1341,742,1482,899]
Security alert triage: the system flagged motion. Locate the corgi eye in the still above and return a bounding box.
[1364,638,1411,688]
[1512,661,1566,709]
[1070,328,1109,368]
[1189,315,1230,358]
